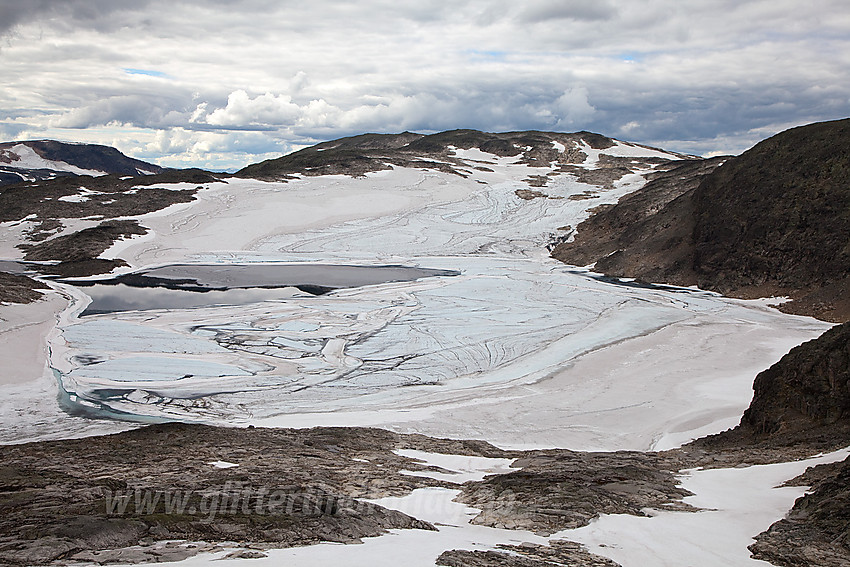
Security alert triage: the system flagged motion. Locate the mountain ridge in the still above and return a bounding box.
[235,129,690,180]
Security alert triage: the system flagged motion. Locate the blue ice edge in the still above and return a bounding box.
[53,367,177,425]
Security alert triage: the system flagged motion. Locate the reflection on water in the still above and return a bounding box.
[73,263,459,315]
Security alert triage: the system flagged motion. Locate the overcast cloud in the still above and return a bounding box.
[1,0,848,170]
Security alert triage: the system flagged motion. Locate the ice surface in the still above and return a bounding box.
[28,153,829,450]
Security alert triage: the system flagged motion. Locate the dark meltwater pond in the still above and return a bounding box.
[69,263,459,315]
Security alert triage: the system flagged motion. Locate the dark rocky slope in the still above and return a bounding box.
[550,157,726,284]
[553,118,850,322]
[0,140,165,187]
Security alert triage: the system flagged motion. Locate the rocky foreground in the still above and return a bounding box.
[0,422,694,566]
[0,322,848,566]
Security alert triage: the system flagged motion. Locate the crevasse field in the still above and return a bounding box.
[0,141,837,566]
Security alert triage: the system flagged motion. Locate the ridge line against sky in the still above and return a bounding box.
[1,0,849,171]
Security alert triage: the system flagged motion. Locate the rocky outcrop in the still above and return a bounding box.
[0,424,513,565]
[438,541,621,567]
[0,271,49,304]
[21,219,147,263]
[553,118,850,322]
[458,449,691,534]
[19,219,148,277]
[742,321,850,440]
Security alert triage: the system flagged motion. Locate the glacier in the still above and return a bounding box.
[18,142,827,450]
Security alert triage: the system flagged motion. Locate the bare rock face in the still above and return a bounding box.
[553,118,850,322]
[742,321,850,439]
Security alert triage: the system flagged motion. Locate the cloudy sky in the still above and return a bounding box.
[1,0,849,170]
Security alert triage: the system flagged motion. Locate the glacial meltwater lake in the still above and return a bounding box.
[69,263,459,315]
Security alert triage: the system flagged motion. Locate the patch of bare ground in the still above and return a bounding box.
[0,272,49,304]
[438,540,621,567]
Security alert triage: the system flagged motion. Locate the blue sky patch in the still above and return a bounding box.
[123,68,168,78]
